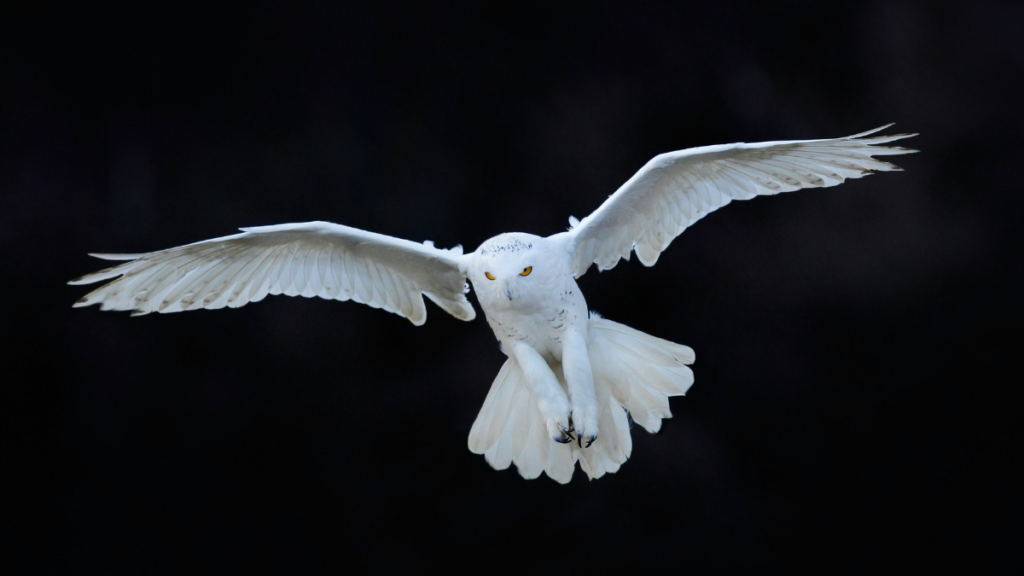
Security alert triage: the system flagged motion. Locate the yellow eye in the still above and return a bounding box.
[520,266,532,276]
[485,272,495,280]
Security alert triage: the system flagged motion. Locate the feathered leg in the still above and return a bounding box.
[511,341,574,443]
[562,328,599,447]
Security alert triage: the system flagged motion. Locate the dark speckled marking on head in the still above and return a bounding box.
[480,236,534,255]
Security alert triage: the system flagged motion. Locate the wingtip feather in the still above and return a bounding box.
[68,265,126,285]
[88,252,145,261]
[848,123,895,138]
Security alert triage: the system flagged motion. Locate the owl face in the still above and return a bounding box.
[470,233,558,310]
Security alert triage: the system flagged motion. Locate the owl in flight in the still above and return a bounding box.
[71,125,916,483]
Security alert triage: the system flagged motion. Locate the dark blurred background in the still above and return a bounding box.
[2,1,1021,572]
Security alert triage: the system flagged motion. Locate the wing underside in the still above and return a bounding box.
[70,221,475,325]
[567,125,917,277]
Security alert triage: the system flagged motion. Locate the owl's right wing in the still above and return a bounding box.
[70,221,476,325]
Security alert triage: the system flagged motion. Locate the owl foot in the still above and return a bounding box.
[570,409,599,448]
[531,380,573,444]
[539,394,574,444]
[548,413,575,444]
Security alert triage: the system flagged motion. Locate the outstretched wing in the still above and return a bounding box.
[70,221,475,325]
[566,125,917,277]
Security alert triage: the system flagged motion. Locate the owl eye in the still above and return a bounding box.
[520,266,532,276]
[485,272,495,280]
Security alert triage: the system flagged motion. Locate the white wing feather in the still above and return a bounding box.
[567,125,918,277]
[70,221,475,325]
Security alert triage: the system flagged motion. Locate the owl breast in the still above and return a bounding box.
[482,275,588,364]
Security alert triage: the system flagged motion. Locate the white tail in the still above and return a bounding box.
[468,314,695,483]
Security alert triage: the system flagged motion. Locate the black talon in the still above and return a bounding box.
[577,435,582,448]
[585,436,596,448]
[554,435,571,444]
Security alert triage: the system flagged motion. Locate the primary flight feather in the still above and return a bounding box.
[71,126,916,483]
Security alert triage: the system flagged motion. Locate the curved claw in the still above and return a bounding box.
[569,412,596,448]
[553,434,573,444]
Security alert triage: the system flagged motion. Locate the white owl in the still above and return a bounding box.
[71,125,916,483]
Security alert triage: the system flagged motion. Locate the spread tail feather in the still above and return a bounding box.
[468,315,694,483]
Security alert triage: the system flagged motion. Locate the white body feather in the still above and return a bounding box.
[468,314,694,483]
[70,127,916,482]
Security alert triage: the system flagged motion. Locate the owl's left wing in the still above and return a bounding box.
[565,125,917,278]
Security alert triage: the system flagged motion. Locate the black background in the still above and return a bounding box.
[3,1,1021,572]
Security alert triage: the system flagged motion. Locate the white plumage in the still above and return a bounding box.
[70,221,474,324]
[71,126,916,483]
